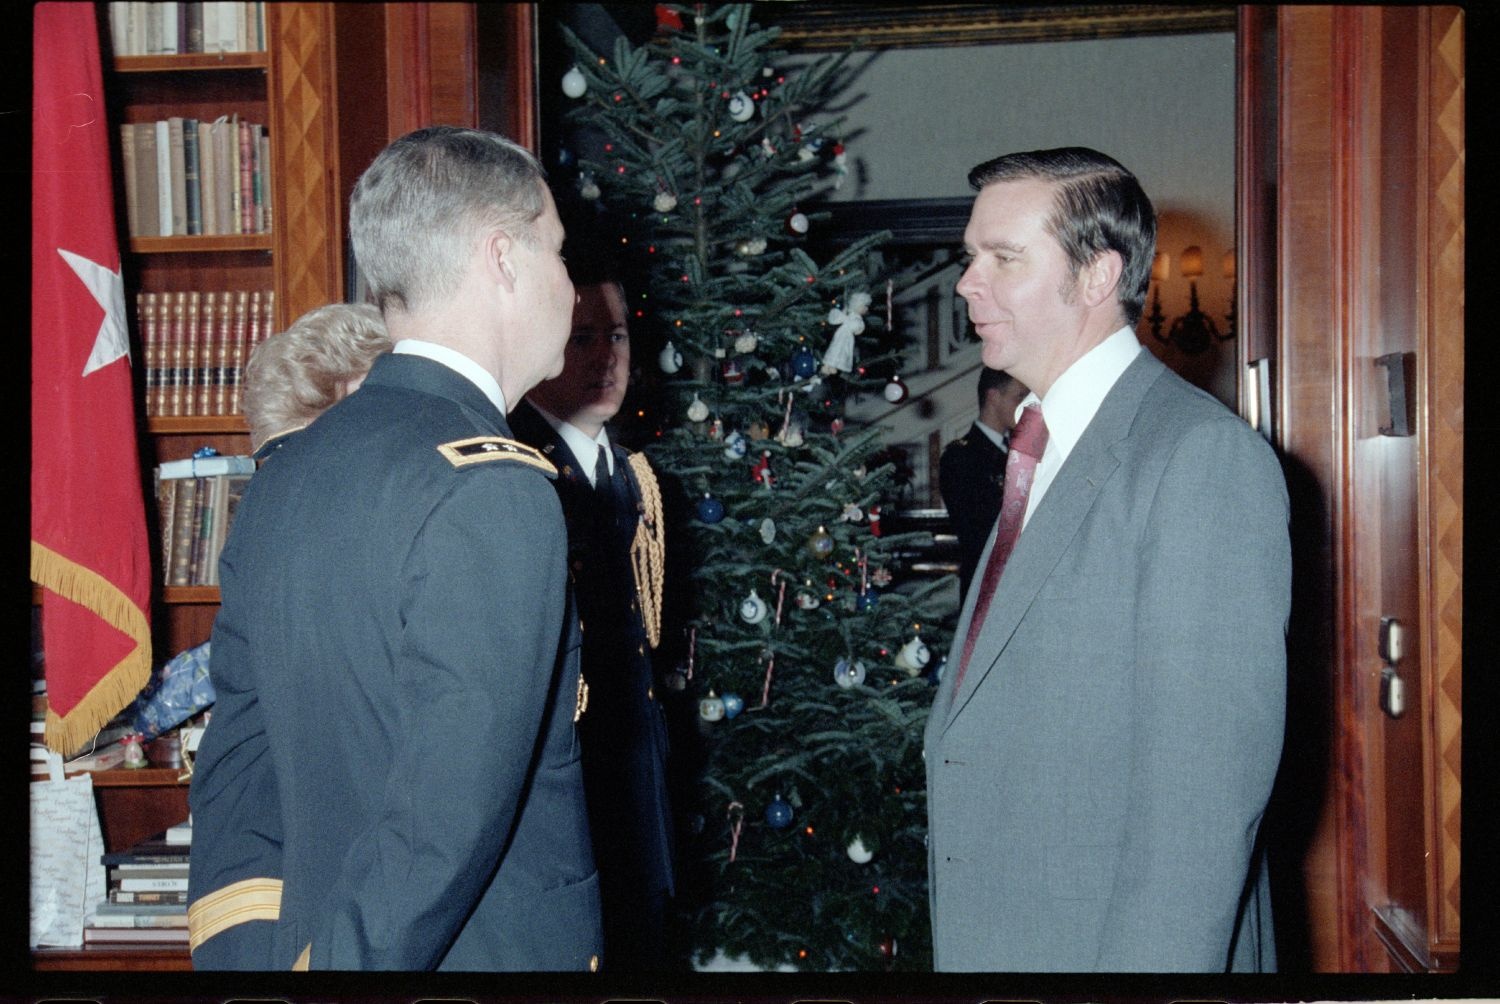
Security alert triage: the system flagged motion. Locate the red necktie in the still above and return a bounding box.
[952,403,1049,692]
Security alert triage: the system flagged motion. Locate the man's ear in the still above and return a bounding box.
[1081,249,1124,309]
[485,228,516,292]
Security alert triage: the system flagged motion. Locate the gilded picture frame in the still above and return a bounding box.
[753,3,1236,50]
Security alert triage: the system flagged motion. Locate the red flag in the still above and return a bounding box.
[31,2,152,754]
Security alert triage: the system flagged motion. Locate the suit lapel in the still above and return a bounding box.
[941,351,1167,732]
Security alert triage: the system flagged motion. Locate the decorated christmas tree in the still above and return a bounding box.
[556,4,949,971]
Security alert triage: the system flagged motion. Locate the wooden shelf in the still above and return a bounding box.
[86,766,188,788]
[148,415,249,435]
[130,234,274,254]
[116,51,268,73]
[162,586,222,605]
[31,943,192,971]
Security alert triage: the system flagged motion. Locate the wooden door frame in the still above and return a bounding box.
[1245,4,1464,973]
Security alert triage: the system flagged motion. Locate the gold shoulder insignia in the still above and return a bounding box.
[437,436,556,475]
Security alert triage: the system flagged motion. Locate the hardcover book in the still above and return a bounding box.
[182,117,201,236]
[120,123,139,237]
[134,120,161,239]
[154,119,172,237]
[82,925,189,943]
[167,116,187,236]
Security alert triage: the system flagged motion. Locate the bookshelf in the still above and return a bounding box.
[30,3,349,972]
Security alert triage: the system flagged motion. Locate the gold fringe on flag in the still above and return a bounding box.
[627,452,666,649]
[31,541,152,756]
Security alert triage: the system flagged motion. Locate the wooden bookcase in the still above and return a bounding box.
[31,3,346,973]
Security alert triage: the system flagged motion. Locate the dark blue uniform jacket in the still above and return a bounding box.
[186,353,602,971]
[510,401,674,967]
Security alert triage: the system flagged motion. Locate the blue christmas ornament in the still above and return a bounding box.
[856,591,879,612]
[697,494,725,523]
[722,692,745,718]
[765,794,794,829]
[790,346,818,379]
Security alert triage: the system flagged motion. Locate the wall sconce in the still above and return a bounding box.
[1147,245,1236,355]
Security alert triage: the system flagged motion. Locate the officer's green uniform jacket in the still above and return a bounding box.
[186,352,602,971]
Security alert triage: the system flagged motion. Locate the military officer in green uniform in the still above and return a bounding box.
[186,126,602,971]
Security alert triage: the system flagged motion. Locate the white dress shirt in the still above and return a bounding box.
[528,402,614,487]
[393,339,508,417]
[1018,326,1144,527]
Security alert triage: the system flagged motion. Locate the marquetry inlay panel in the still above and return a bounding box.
[267,3,342,328]
[1423,5,1463,955]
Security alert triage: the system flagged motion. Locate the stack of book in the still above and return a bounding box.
[156,454,256,587]
[120,115,271,239]
[84,823,193,947]
[139,288,275,417]
[108,2,267,57]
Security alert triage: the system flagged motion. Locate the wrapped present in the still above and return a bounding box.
[129,642,215,741]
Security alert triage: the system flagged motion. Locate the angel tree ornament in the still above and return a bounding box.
[821,290,871,374]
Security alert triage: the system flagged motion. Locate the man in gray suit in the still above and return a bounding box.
[924,147,1289,972]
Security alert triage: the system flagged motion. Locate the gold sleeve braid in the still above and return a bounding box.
[627,452,666,649]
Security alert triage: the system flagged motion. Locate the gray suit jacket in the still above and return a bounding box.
[923,350,1289,972]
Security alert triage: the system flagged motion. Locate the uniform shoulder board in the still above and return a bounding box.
[437,436,556,475]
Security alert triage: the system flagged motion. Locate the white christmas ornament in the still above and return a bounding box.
[723,430,748,459]
[759,518,777,544]
[894,635,931,675]
[653,191,678,213]
[578,175,601,201]
[846,836,874,864]
[739,589,769,624]
[834,658,867,688]
[561,65,587,98]
[733,330,758,354]
[658,341,682,374]
[728,91,755,122]
[699,690,726,722]
[882,375,909,403]
[686,394,710,423]
[786,211,809,235]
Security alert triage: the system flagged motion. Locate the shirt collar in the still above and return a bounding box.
[973,419,1008,452]
[528,401,613,485]
[392,339,507,416]
[1022,325,1143,464]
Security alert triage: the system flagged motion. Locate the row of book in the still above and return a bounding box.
[121,116,271,239]
[156,459,256,587]
[85,822,193,946]
[140,289,274,418]
[108,2,267,57]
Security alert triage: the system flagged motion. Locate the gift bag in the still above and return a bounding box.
[29,756,106,948]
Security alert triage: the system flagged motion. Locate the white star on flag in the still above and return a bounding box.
[58,247,130,377]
